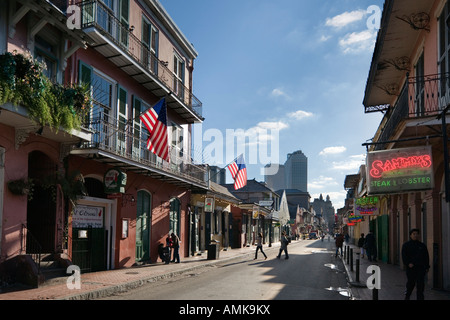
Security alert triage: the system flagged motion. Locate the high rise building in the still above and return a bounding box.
[265,150,308,192]
[285,150,308,192]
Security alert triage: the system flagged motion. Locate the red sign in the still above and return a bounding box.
[366,146,434,194]
[369,155,432,178]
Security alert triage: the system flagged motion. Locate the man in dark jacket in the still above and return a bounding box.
[364,230,377,262]
[335,233,344,257]
[402,229,430,300]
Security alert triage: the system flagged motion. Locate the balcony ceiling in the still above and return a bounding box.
[363,0,436,109]
[15,0,88,47]
[0,103,91,144]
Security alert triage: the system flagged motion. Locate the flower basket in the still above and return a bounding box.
[7,178,34,197]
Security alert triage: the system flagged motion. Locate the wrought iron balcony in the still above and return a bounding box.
[77,0,203,123]
[374,73,450,150]
[46,0,67,12]
[407,73,450,117]
[70,108,207,188]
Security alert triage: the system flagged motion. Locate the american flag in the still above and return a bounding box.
[139,98,169,162]
[227,154,247,190]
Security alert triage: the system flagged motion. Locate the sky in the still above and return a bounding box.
[159,0,385,209]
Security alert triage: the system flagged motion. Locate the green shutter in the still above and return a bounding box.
[79,61,92,86]
[119,0,129,47]
[133,96,141,149]
[118,86,127,142]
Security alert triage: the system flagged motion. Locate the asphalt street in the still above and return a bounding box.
[100,239,350,300]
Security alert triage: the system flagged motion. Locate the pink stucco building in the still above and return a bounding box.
[0,0,207,284]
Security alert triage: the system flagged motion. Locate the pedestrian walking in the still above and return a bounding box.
[171,233,180,263]
[335,233,344,257]
[254,232,267,260]
[358,233,365,258]
[277,231,289,259]
[402,228,430,300]
[364,230,377,262]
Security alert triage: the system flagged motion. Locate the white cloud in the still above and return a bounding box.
[331,154,366,171]
[319,146,347,156]
[339,30,377,54]
[245,121,289,146]
[320,35,331,42]
[326,10,366,28]
[309,175,338,190]
[256,121,289,131]
[271,88,290,100]
[287,110,314,120]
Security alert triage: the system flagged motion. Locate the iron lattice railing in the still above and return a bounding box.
[21,224,42,273]
[407,72,450,117]
[78,109,207,185]
[76,0,203,119]
[374,73,450,150]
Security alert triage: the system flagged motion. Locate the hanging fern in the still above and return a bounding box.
[0,51,90,132]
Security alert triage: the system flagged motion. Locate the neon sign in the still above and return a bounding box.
[355,196,380,216]
[369,155,432,178]
[366,146,434,195]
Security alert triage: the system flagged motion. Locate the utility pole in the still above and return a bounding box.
[439,105,450,202]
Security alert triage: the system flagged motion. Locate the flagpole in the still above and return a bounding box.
[208,154,242,183]
[138,96,167,118]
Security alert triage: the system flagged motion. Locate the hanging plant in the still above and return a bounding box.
[0,50,91,132]
[39,170,87,207]
[7,178,34,200]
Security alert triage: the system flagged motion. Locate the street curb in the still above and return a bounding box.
[340,253,367,300]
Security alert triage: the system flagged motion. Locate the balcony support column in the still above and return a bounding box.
[441,106,450,202]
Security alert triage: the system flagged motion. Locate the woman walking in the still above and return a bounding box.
[254,232,267,260]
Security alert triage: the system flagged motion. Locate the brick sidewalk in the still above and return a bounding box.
[0,242,282,300]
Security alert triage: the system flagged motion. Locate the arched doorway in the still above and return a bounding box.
[136,190,151,262]
[27,151,59,253]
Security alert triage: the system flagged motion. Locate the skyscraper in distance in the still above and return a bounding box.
[285,150,307,192]
[264,149,308,192]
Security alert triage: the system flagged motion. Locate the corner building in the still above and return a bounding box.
[363,0,450,290]
[0,0,206,282]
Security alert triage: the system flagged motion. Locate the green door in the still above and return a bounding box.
[72,227,105,273]
[377,215,389,263]
[136,191,151,262]
[72,205,106,273]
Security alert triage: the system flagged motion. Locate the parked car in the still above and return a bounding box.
[308,232,317,240]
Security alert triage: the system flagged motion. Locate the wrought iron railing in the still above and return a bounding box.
[374,73,450,150]
[46,0,67,12]
[21,224,42,273]
[78,109,207,185]
[76,0,203,119]
[407,73,450,117]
